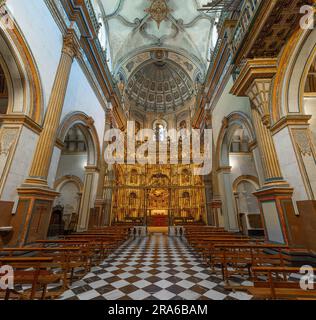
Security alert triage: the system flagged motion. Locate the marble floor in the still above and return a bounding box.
[59,234,253,300]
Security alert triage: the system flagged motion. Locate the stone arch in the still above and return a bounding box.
[232,175,259,193]
[58,112,101,168]
[272,28,316,122]
[54,175,84,193]
[0,13,43,123]
[215,112,255,170]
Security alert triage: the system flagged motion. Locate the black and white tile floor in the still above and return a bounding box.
[59,234,253,301]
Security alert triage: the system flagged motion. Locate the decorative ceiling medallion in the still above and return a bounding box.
[145,0,172,29]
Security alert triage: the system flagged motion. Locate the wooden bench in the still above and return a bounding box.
[211,244,289,282]
[36,239,98,269]
[64,235,124,263]
[189,238,264,262]
[0,257,61,300]
[247,267,316,300]
[1,246,90,291]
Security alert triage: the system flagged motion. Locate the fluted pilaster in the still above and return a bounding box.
[27,29,80,185]
[95,106,113,199]
[247,79,284,185]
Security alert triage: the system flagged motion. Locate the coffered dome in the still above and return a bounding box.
[126,60,194,113]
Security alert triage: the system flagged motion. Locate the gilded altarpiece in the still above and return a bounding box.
[108,163,207,226]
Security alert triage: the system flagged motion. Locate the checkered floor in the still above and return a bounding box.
[59,234,253,300]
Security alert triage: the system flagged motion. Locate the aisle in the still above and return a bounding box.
[59,234,252,300]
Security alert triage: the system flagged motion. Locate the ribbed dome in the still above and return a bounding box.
[127,61,193,113]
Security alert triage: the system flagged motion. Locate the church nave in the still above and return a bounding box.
[59,234,252,301]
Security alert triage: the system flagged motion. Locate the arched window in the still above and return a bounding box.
[153,120,167,142]
[64,126,87,153]
[230,127,250,153]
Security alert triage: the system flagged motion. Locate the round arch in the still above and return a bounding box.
[272,28,316,122]
[215,112,256,170]
[232,175,260,193]
[0,15,43,123]
[54,175,84,193]
[58,112,101,168]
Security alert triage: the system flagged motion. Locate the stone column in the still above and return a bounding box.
[231,59,294,245]
[26,29,80,186]
[205,115,223,227]
[94,105,113,226]
[9,28,81,246]
[247,79,284,185]
[78,166,98,232]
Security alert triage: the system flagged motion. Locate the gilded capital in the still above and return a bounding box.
[62,29,81,59]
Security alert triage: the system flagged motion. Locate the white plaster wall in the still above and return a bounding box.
[47,147,62,188]
[229,154,258,182]
[212,77,251,143]
[61,60,105,144]
[56,154,87,181]
[237,181,260,213]
[55,181,80,212]
[54,181,81,228]
[89,171,99,208]
[1,127,38,202]
[273,127,308,202]
[252,147,265,186]
[7,0,62,109]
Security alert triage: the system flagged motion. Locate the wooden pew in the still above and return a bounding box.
[35,240,96,270]
[0,257,60,300]
[211,244,289,282]
[247,266,316,300]
[64,234,125,263]
[1,247,89,292]
[189,238,264,262]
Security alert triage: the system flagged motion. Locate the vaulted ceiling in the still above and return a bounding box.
[95,0,218,113]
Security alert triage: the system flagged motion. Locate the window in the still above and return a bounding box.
[64,126,87,153]
[230,128,250,153]
[153,120,167,142]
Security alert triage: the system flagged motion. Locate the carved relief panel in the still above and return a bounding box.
[292,128,316,199]
[0,126,20,194]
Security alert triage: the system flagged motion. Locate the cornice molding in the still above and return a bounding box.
[0,114,42,134]
[230,58,278,97]
[271,115,312,135]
